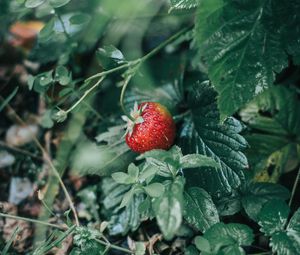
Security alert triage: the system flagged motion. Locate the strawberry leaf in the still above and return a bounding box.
[180,81,248,197]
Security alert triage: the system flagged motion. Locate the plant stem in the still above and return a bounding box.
[289,165,300,207]
[140,25,192,62]
[0,141,43,161]
[0,213,66,230]
[94,238,133,254]
[86,25,192,82]
[65,76,105,114]
[120,74,134,120]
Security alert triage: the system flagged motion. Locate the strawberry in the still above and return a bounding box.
[123,102,176,153]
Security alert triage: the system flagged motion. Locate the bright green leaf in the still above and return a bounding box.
[180,154,219,169]
[144,183,164,197]
[194,236,211,253]
[152,177,185,240]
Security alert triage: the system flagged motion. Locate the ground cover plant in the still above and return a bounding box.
[0,0,300,254]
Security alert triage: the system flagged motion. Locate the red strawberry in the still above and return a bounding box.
[123,102,176,153]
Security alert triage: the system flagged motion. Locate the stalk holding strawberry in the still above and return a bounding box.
[123,102,176,153]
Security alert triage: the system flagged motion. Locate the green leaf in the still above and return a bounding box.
[241,182,290,221]
[144,183,165,197]
[180,82,248,197]
[202,222,254,254]
[152,177,185,240]
[195,0,289,117]
[49,0,71,8]
[25,0,45,8]
[270,231,299,255]
[258,200,290,236]
[184,187,219,232]
[119,188,135,208]
[96,45,126,70]
[111,172,133,184]
[194,236,210,253]
[107,191,147,236]
[170,0,200,10]
[39,70,53,86]
[180,154,219,169]
[69,13,91,25]
[128,163,139,180]
[39,17,55,43]
[55,66,71,85]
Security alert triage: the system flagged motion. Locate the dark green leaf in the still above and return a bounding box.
[180,82,248,197]
[195,0,290,117]
[258,200,290,236]
[202,222,254,254]
[153,177,185,240]
[270,231,299,255]
[241,182,290,221]
[184,187,219,232]
[96,45,126,70]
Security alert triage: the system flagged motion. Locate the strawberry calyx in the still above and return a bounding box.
[122,102,147,136]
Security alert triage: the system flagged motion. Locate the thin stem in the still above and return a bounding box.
[0,96,79,226]
[289,165,300,207]
[0,141,43,161]
[2,227,20,255]
[120,75,134,120]
[140,25,192,62]
[86,25,192,82]
[65,76,105,114]
[94,239,133,254]
[0,213,66,230]
[86,64,131,82]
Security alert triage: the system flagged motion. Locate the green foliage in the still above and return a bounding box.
[180,81,248,197]
[241,182,290,221]
[258,201,300,254]
[184,187,219,233]
[153,176,185,240]
[195,0,300,117]
[2,0,300,254]
[194,222,254,254]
